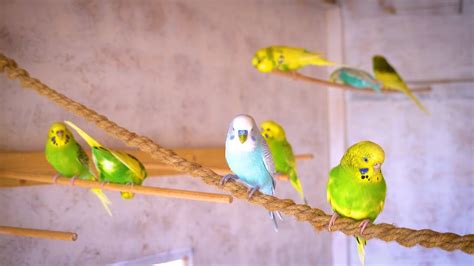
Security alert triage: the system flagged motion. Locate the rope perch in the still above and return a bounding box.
[1,53,473,254]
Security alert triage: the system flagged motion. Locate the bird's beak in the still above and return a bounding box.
[238,130,248,144]
[56,130,64,138]
[252,56,258,66]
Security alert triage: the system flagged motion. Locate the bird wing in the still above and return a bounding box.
[74,142,96,180]
[261,140,277,190]
[110,151,146,181]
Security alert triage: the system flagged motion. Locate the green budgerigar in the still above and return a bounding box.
[327,141,386,266]
[65,121,147,199]
[45,122,112,216]
[252,46,335,73]
[260,120,307,204]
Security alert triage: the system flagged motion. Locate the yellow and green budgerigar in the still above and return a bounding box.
[64,121,147,199]
[373,55,429,114]
[260,120,307,204]
[327,141,386,266]
[45,122,112,216]
[252,46,335,73]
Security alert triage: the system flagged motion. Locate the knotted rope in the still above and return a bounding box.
[1,53,473,254]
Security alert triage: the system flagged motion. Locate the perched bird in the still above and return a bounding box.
[221,114,282,231]
[64,121,147,199]
[260,120,307,204]
[327,141,386,266]
[45,122,112,216]
[252,46,335,73]
[330,67,382,92]
[373,55,429,113]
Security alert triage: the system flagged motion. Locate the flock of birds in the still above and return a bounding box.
[43,46,415,266]
[252,46,429,114]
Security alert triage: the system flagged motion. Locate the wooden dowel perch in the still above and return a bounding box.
[0,150,314,187]
[0,170,233,204]
[272,70,432,93]
[0,225,77,241]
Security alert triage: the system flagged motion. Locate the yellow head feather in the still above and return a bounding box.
[260,120,286,142]
[341,141,385,183]
[47,122,74,147]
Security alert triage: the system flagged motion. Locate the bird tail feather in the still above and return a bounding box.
[90,188,113,216]
[403,87,430,114]
[355,236,367,266]
[64,121,102,147]
[269,211,279,232]
[306,55,336,66]
[289,169,307,204]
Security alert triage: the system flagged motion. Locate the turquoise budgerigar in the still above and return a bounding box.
[221,114,282,231]
[330,67,382,92]
[327,141,386,266]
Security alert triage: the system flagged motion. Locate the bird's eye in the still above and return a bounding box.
[363,157,368,162]
[266,128,270,131]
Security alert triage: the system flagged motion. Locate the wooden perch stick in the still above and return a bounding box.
[272,70,432,93]
[0,225,77,241]
[0,170,233,204]
[0,150,314,187]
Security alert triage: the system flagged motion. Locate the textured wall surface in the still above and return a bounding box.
[339,0,474,265]
[0,0,333,265]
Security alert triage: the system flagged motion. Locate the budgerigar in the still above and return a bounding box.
[330,67,382,92]
[252,46,335,73]
[373,55,429,113]
[45,122,112,216]
[327,141,386,266]
[260,120,307,204]
[65,121,147,199]
[221,114,282,231]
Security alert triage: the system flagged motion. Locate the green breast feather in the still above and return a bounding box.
[327,165,386,221]
[45,141,92,180]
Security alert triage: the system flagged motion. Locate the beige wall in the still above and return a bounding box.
[338,0,473,265]
[0,0,333,265]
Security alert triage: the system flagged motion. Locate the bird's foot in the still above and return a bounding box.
[126,182,134,193]
[275,211,283,221]
[291,71,298,80]
[328,212,339,231]
[52,173,61,184]
[220,174,239,186]
[358,219,371,235]
[100,181,110,190]
[247,186,260,199]
[70,176,77,186]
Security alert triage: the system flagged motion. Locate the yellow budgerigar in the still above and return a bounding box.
[373,55,429,114]
[252,46,335,73]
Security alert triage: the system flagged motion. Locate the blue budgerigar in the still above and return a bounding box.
[330,67,382,92]
[221,114,282,231]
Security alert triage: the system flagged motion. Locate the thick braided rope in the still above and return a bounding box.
[1,53,473,254]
